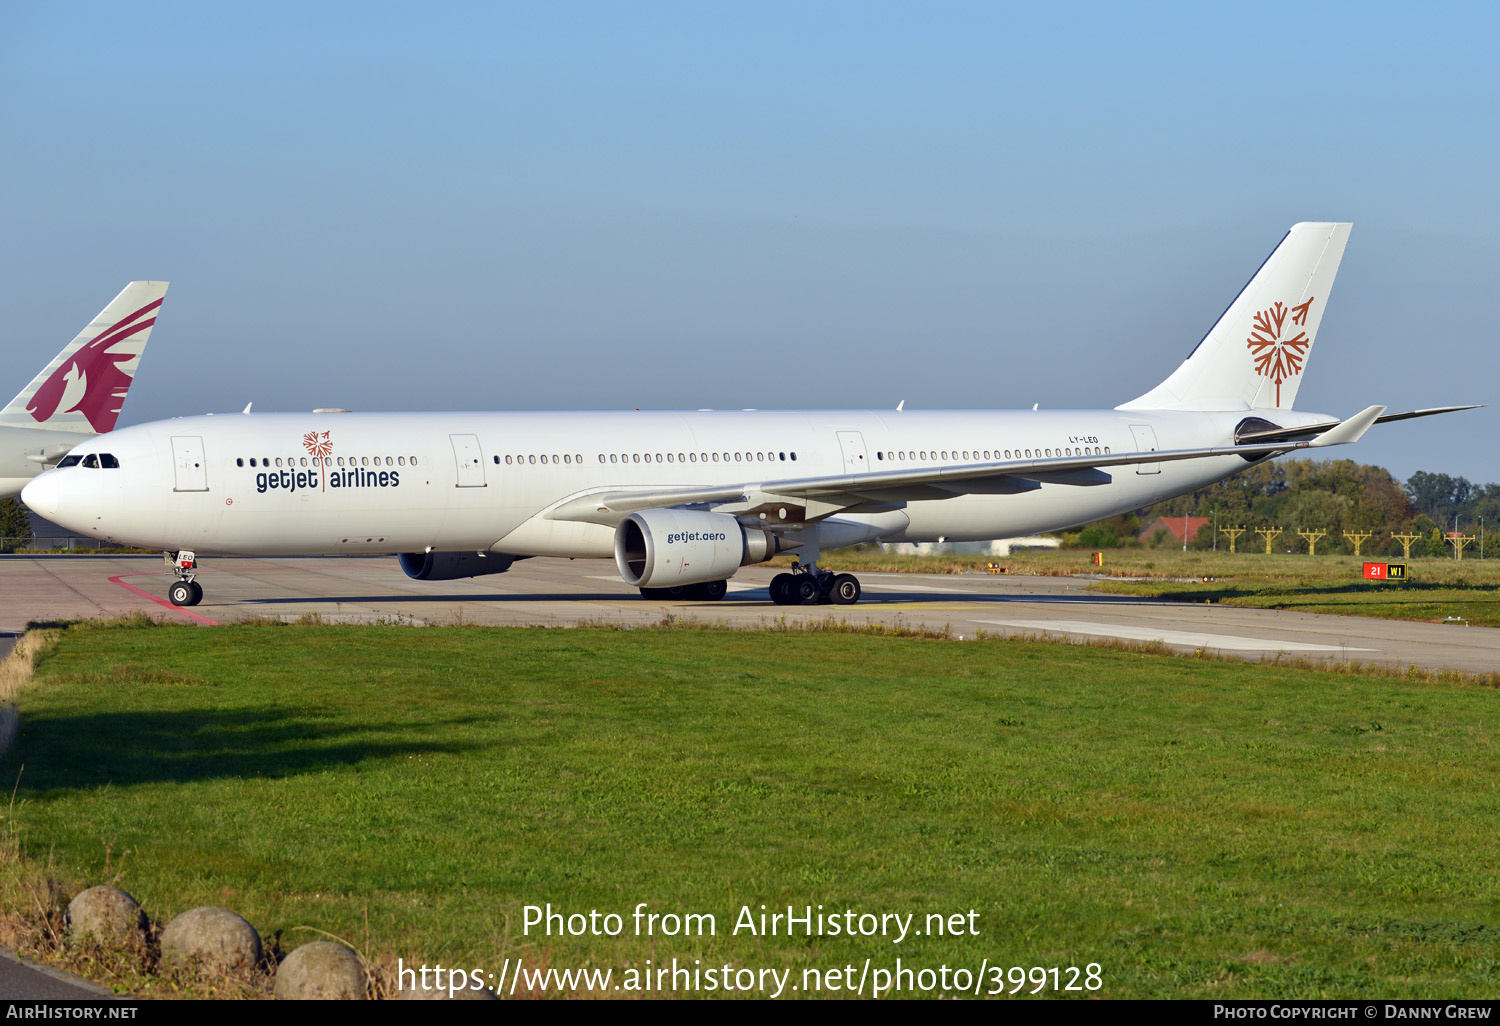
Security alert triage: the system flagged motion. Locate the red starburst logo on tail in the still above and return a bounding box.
[303,431,333,491]
[1246,297,1314,408]
[26,298,162,432]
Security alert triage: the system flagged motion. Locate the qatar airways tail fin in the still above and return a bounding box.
[0,281,169,435]
[1118,222,1350,413]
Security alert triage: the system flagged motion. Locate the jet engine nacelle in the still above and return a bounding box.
[398,550,517,581]
[615,509,785,587]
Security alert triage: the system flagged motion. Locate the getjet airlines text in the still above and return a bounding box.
[253,467,400,494]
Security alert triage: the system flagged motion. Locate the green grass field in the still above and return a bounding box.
[783,548,1500,628]
[4,621,1498,998]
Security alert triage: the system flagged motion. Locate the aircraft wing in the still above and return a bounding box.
[545,418,1378,527]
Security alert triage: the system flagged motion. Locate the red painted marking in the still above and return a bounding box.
[1363,562,1386,580]
[108,574,222,625]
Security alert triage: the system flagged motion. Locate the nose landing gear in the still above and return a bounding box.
[165,550,203,606]
[769,564,861,605]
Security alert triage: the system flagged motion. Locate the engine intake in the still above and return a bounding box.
[398,550,518,581]
[615,509,786,587]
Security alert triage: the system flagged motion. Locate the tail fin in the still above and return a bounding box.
[1118,223,1351,412]
[0,281,169,434]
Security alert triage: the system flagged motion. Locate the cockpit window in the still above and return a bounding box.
[57,455,82,468]
[100,453,120,469]
[82,454,99,468]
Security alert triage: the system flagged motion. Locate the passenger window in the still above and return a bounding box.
[82,454,99,468]
[100,454,120,468]
[237,458,244,467]
[790,452,796,460]
[410,457,418,465]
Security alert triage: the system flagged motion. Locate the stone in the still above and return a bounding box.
[66,886,147,946]
[159,906,262,973]
[274,941,366,1000]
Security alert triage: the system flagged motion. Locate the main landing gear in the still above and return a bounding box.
[639,580,729,601]
[769,564,862,606]
[165,550,204,607]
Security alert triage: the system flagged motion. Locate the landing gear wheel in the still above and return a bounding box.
[639,587,666,599]
[792,577,820,605]
[769,573,797,605]
[830,574,861,605]
[169,581,194,606]
[186,581,204,606]
[692,580,728,601]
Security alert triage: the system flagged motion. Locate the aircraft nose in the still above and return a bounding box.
[21,472,60,520]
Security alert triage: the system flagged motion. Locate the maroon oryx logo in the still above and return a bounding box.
[26,298,162,432]
[1246,297,1314,408]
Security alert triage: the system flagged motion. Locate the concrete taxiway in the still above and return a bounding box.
[1,554,1495,675]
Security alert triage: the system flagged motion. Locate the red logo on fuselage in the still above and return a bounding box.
[1246,297,1314,408]
[303,431,333,491]
[26,299,162,432]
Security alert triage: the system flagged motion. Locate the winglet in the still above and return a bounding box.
[1309,404,1386,446]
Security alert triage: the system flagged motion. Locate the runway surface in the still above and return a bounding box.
[1,554,1496,674]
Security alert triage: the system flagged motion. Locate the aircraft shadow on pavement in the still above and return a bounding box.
[237,588,1171,608]
[244,592,635,604]
[7,707,494,790]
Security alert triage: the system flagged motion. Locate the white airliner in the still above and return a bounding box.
[1,282,170,499]
[21,225,1475,607]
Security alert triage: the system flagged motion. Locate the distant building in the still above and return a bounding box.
[882,537,1060,557]
[1137,516,1209,546]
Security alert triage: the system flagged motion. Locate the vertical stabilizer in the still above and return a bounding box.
[0,281,169,434]
[1118,223,1350,412]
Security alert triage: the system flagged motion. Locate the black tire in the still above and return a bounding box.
[639,587,667,599]
[692,580,728,601]
[792,577,820,604]
[830,574,861,605]
[186,581,204,606]
[769,573,795,605]
[664,585,691,599]
[169,581,193,607]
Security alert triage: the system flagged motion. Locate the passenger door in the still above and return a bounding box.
[1128,424,1161,475]
[170,436,209,492]
[450,433,487,487]
[836,430,869,473]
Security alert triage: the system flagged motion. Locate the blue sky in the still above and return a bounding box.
[2,2,1495,482]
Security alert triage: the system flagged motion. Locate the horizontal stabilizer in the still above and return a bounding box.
[1235,404,1482,444]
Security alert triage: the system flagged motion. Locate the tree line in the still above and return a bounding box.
[1077,460,1500,557]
